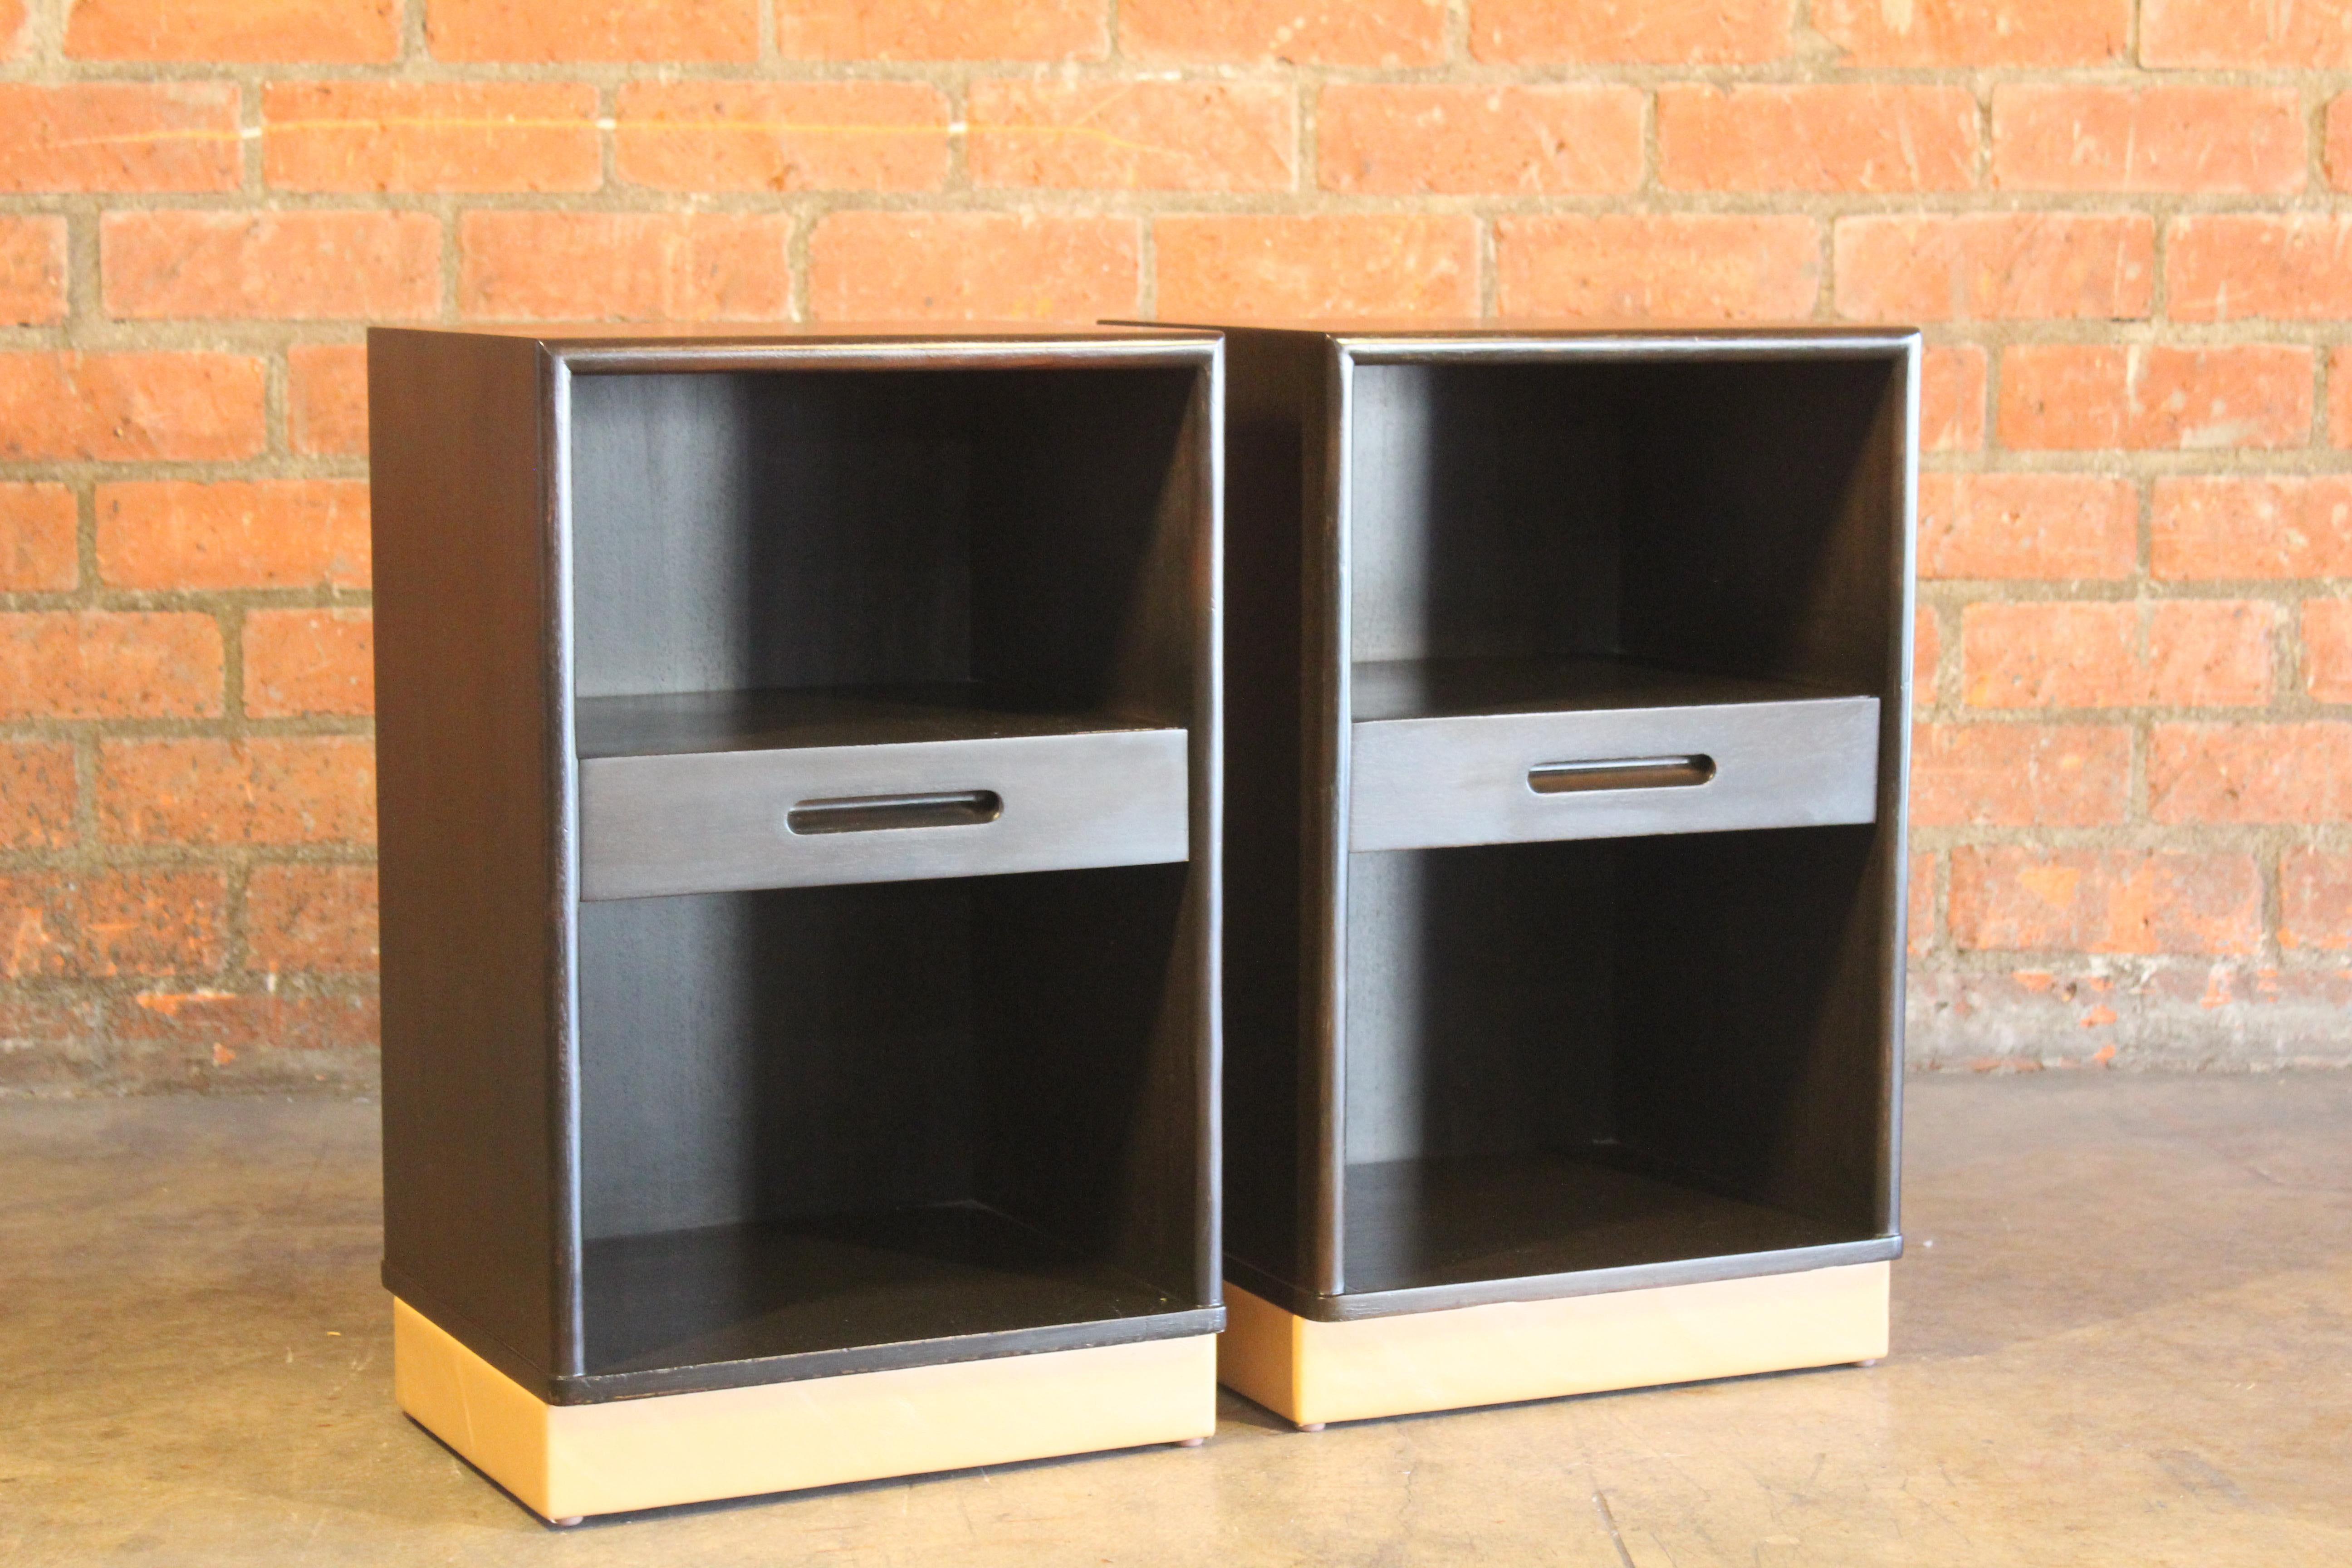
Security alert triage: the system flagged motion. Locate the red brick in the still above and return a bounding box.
[2281,850,2352,950]
[110,989,379,1057]
[1915,606,1941,705]
[1993,86,2301,195]
[2329,97,2352,191]
[1816,0,2127,64]
[1910,722,2130,826]
[0,611,221,720]
[1949,848,2259,956]
[781,0,1105,60]
[0,483,75,592]
[1157,215,1476,323]
[244,608,373,717]
[265,81,599,193]
[0,353,265,461]
[1660,85,1976,193]
[1961,600,2272,710]
[2170,216,2352,322]
[460,212,790,322]
[103,211,440,321]
[808,213,1137,323]
[1921,344,1986,451]
[67,0,394,59]
[972,79,1293,192]
[620,81,949,193]
[1472,0,1790,62]
[0,742,74,850]
[2304,601,2352,704]
[1833,214,2152,323]
[2143,0,2352,66]
[0,992,99,1051]
[288,344,368,457]
[1908,851,1936,956]
[1917,474,2136,581]
[0,0,21,59]
[1125,0,1440,64]
[0,84,240,193]
[2154,478,2352,581]
[2151,723,2352,823]
[0,215,64,325]
[2336,348,2352,448]
[97,481,370,592]
[1497,215,1818,322]
[1997,345,2311,451]
[97,737,376,846]
[0,871,227,980]
[430,0,756,60]
[1317,85,1639,196]
[245,864,377,973]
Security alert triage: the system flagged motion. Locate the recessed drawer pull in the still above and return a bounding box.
[784,789,1003,836]
[1527,756,1716,795]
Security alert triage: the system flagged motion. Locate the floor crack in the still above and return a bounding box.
[1592,1487,1638,1568]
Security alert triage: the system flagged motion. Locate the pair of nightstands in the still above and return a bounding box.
[371,323,1915,1521]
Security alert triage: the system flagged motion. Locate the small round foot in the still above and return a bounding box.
[1297,1421,1325,1433]
[1854,1359,1880,1368]
[1173,1436,1205,1448]
[550,1516,585,1528]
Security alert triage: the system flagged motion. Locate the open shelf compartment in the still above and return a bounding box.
[1343,353,1898,852]
[1333,827,1893,1310]
[576,860,1215,1392]
[568,363,1203,897]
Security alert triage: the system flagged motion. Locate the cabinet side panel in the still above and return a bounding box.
[372,330,563,1384]
[1220,330,1319,1292]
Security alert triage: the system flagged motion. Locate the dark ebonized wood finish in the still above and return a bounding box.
[372,327,1224,1403]
[1184,325,1916,1323]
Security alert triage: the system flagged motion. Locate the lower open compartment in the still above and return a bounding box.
[575,860,1210,1392]
[1337,824,1896,1307]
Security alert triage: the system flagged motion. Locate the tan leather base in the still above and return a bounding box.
[392,1298,1218,1519]
[1217,1262,1890,1427]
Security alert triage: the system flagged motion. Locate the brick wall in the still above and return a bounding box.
[2,0,2348,1091]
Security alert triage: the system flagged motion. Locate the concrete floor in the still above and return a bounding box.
[2,1075,2347,1566]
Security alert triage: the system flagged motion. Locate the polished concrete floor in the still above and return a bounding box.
[2,1073,2347,1566]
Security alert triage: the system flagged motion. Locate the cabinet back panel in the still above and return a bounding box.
[1348,365,1624,666]
[1342,842,1617,1167]
[571,373,973,700]
[578,883,978,1241]
[975,862,1202,1301]
[1617,359,1900,696]
[1613,824,1890,1234]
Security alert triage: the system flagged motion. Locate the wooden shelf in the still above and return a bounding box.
[577,682,1171,760]
[582,1201,1195,1384]
[1340,1152,1857,1299]
[1348,654,1859,724]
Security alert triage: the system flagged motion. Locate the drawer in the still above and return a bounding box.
[1347,696,1879,853]
[580,728,1189,900]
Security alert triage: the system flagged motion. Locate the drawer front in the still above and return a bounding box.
[581,729,1189,899]
[1348,697,1880,853]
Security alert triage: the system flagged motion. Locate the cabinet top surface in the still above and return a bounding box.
[370,323,1218,355]
[1147,319,1919,353]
